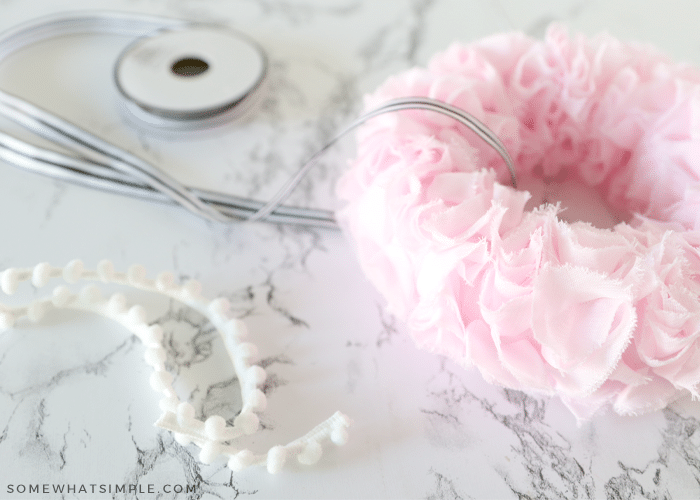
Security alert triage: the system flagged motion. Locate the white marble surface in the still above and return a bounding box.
[1,0,700,499]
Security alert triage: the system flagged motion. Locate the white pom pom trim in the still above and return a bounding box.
[0,259,351,473]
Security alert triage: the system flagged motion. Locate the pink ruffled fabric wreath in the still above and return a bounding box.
[336,24,700,421]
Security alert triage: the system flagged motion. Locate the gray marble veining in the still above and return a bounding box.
[1,0,700,499]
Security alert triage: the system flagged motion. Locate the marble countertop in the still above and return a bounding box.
[1,0,700,498]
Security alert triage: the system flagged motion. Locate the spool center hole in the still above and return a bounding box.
[171,57,209,77]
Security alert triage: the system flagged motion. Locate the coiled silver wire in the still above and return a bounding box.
[0,11,517,228]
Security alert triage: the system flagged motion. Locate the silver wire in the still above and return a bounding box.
[247,97,517,222]
[0,11,518,228]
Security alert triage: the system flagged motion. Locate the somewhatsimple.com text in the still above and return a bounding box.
[6,483,196,495]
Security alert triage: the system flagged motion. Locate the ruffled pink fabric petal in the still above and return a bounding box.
[337,23,700,421]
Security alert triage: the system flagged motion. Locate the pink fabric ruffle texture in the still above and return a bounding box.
[336,25,700,421]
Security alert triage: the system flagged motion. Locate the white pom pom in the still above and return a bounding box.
[96,260,114,282]
[127,264,147,285]
[31,263,51,288]
[1,268,19,295]
[183,279,202,298]
[107,293,127,314]
[204,415,227,441]
[79,284,101,304]
[237,343,258,363]
[155,271,175,291]
[51,286,71,307]
[199,441,221,464]
[266,446,287,474]
[245,365,267,386]
[248,389,267,412]
[177,402,196,427]
[297,441,323,465]
[63,259,84,284]
[159,396,179,413]
[144,324,164,345]
[0,311,15,329]
[234,412,259,435]
[27,301,47,323]
[331,427,349,446]
[149,370,174,393]
[224,319,248,340]
[208,297,230,317]
[127,305,147,325]
[144,347,166,368]
[227,450,254,471]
